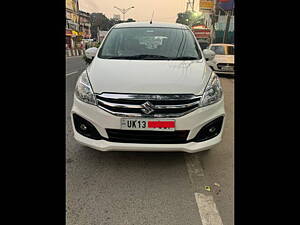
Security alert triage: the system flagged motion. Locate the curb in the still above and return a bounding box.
[66,49,84,57]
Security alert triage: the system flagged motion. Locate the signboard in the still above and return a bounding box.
[192,25,211,39]
[66,0,78,11]
[193,30,210,39]
[66,30,72,36]
[72,30,78,36]
[66,0,73,10]
[218,0,234,11]
[200,0,214,10]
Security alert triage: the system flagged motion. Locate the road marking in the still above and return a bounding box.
[184,153,204,186]
[66,71,78,76]
[195,193,224,225]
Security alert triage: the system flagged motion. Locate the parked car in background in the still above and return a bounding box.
[198,41,210,50]
[206,43,234,75]
[71,22,225,153]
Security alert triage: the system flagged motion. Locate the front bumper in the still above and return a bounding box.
[214,70,234,75]
[71,96,225,153]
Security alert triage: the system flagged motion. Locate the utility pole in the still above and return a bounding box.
[97,26,100,42]
[222,10,231,43]
[113,6,134,21]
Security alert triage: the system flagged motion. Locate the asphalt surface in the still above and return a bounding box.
[66,56,234,225]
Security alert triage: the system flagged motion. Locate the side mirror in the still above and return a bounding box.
[84,47,98,64]
[85,47,98,60]
[203,49,215,61]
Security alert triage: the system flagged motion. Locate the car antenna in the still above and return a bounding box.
[150,10,154,24]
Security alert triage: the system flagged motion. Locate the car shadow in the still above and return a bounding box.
[216,73,234,79]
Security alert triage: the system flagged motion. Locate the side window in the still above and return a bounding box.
[227,46,234,55]
[210,46,225,55]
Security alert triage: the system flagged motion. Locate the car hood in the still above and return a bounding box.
[214,55,234,64]
[87,58,211,95]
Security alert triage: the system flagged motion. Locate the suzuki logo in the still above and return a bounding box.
[141,101,155,114]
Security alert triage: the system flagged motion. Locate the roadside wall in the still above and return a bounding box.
[66,48,84,57]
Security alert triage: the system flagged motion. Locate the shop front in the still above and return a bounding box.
[66,29,80,49]
[66,29,73,48]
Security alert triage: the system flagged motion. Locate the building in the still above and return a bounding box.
[66,0,91,49]
[78,10,92,39]
[66,0,79,48]
[198,0,234,43]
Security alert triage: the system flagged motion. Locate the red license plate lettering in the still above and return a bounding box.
[148,121,175,128]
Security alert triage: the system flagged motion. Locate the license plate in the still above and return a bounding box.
[121,118,176,131]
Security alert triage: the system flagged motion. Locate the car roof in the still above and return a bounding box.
[210,43,234,47]
[113,22,188,29]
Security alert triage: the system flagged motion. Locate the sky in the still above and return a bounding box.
[78,0,199,23]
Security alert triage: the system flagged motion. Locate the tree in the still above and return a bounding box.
[126,18,136,22]
[176,11,204,27]
[176,12,189,25]
[90,13,136,39]
[90,13,113,39]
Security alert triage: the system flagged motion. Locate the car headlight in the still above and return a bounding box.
[75,70,97,105]
[200,72,223,107]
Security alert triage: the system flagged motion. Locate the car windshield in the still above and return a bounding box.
[98,27,202,60]
[210,46,225,55]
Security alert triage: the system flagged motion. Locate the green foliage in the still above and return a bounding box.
[90,13,136,39]
[176,11,205,27]
[176,12,190,25]
[95,42,101,48]
[126,18,136,22]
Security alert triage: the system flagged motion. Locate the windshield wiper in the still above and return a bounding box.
[100,55,170,60]
[100,56,131,59]
[125,55,170,60]
[170,56,199,60]
[100,55,199,60]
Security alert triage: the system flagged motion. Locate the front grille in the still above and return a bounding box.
[217,63,234,70]
[96,93,201,118]
[106,129,189,144]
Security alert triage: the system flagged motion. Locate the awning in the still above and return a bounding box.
[66,30,72,36]
[72,30,78,36]
[66,30,79,37]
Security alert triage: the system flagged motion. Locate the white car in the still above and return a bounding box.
[206,43,234,75]
[71,22,225,153]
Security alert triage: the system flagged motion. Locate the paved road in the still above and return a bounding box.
[66,56,234,225]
